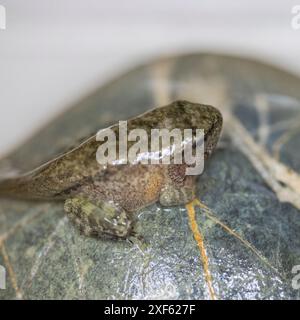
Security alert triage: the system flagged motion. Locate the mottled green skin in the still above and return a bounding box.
[0,101,222,239]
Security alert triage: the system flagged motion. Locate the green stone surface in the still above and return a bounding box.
[0,53,300,299]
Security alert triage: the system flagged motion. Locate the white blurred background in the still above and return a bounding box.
[0,0,300,157]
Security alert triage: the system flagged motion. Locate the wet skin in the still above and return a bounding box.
[0,100,223,239]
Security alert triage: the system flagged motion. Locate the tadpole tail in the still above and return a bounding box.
[0,175,37,199]
[0,171,60,200]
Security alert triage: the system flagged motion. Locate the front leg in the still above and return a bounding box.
[64,197,133,239]
[159,166,197,206]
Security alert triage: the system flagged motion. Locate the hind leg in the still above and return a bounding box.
[64,197,133,239]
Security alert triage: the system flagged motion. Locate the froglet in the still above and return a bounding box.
[0,100,222,239]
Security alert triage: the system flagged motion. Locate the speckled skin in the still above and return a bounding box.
[0,100,222,239]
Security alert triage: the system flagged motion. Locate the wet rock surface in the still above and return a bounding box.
[0,54,300,299]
